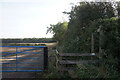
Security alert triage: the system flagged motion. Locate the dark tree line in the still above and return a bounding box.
[1,38,56,43]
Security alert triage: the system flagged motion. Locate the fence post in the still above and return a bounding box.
[91,33,95,60]
[91,33,94,53]
[44,47,48,70]
[99,26,105,76]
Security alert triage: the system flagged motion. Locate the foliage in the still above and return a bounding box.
[46,1,120,78]
[63,2,116,53]
[76,64,100,78]
[117,2,120,17]
[44,63,70,78]
[96,18,120,78]
[46,22,68,46]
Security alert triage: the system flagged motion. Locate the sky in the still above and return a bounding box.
[0,0,79,38]
[0,0,119,38]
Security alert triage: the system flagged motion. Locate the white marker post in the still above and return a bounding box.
[91,53,95,56]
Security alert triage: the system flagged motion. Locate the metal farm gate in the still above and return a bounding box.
[0,46,48,72]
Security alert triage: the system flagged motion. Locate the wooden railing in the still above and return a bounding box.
[57,53,99,71]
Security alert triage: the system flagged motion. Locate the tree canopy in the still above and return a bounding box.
[47,22,68,45]
[47,1,120,78]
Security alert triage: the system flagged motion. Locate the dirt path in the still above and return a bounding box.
[2,52,44,78]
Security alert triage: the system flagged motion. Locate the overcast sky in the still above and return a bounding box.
[0,0,80,38]
[0,0,119,38]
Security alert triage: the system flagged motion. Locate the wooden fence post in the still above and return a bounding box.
[91,33,94,53]
[99,25,105,77]
[91,33,95,60]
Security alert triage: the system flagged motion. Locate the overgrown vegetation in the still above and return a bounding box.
[47,1,120,78]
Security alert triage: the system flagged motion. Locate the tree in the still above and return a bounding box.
[46,22,68,45]
[117,2,120,17]
[62,2,116,53]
